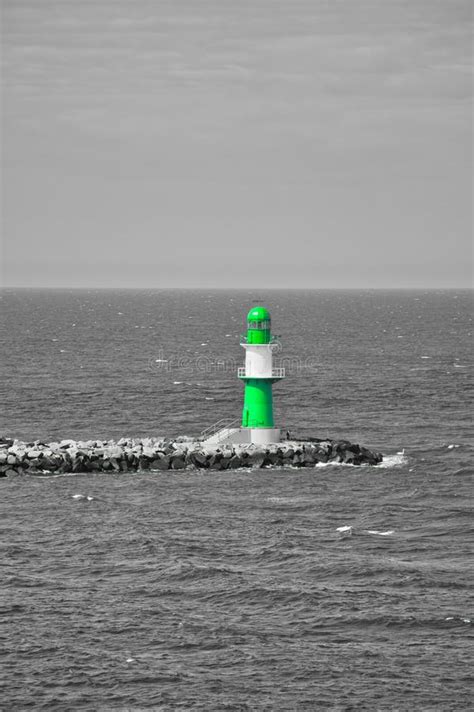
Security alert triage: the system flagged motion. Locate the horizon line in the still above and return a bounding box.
[1,285,472,292]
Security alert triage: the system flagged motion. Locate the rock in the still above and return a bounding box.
[104,445,123,459]
[208,453,223,469]
[265,452,282,466]
[0,436,14,447]
[41,457,58,471]
[171,457,186,470]
[5,468,19,477]
[317,441,332,455]
[72,458,86,473]
[360,447,382,465]
[7,455,18,466]
[28,458,42,468]
[191,451,208,468]
[342,450,360,465]
[247,452,265,468]
[59,439,76,449]
[228,454,242,469]
[152,456,170,471]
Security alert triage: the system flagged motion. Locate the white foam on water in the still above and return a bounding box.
[377,453,408,468]
[173,381,183,385]
[155,358,168,362]
[336,525,353,538]
[72,494,85,500]
[445,617,471,624]
[365,529,395,536]
[421,356,431,359]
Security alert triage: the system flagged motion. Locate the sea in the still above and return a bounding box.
[1,288,473,711]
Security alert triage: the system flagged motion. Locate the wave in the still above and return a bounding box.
[377,453,408,468]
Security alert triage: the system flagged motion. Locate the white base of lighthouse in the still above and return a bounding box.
[245,428,281,445]
[204,427,281,447]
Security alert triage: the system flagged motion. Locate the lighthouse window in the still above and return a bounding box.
[248,319,270,330]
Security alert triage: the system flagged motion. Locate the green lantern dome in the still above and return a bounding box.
[247,306,271,323]
[246,305,271,344]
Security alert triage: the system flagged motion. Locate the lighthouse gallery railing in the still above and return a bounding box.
[237,367,285,379]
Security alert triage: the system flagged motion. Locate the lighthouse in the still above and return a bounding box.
[201,306,285,446]
[238,306,285,444]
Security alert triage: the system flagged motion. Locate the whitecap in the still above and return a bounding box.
[420,356,431,359]
[155,358,168,363]
[205,397,214,400]
[173,381,183,385]
[336,526,353,540]
[72,494,85,500]
[377,453,407,468]
[365,530,394,536]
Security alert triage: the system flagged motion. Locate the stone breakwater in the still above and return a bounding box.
[0,435,383,477]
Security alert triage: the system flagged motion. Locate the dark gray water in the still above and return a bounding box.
[1,289,473,710]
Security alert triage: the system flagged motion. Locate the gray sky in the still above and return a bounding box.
[1,0,472,288]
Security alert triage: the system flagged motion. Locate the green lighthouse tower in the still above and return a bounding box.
[238,306,285,445]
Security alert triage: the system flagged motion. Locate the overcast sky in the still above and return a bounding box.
[1,0,472,288]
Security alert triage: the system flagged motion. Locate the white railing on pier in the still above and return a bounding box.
[200,417,240,440]
[237,367,285,379]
